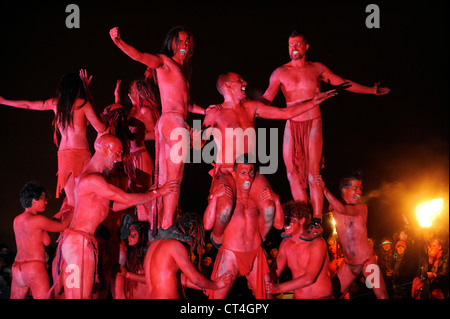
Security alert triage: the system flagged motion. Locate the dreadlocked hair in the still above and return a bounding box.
[175,212,205,269]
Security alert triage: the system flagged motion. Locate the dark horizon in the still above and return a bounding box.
[0,0,448,252]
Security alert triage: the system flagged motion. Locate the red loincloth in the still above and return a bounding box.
[56,149,91,198]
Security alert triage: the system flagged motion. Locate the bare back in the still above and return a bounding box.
[13,213,51,263]
[144,239,184,298]
[47,97,103,151]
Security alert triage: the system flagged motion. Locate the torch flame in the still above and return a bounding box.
[331,214,337,234]
[415,198,444,228]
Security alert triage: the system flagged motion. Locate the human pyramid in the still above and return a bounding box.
[1,25,390,299]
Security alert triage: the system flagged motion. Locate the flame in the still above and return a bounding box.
[331,214,337,234]
[415,198,444,228]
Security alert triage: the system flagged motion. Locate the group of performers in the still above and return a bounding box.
[1,25,390,299]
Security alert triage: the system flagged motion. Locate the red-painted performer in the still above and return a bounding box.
[0,70,106,209]
[11,182,73,299]
[201,72,336,247]
[53,134,178,298]
[206,154,275,299]
[143,212,231,299]
[315,172,389,298]
[260,31,390,240]
[110,26,200,242]
[265,201,333,299]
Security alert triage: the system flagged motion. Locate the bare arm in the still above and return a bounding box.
[173,242,230,290]
[270,240,326,294]
[83,102,106,133]
[315,175,363,216]
[259,69,282,105]
[35,210,73,233]
[254,89,336,120]
[203,184,233,231]
[0,96,55,112]
[188,102,207,115]
[320,63,390,95]
[112,180,179,212]
[110,27,163,69]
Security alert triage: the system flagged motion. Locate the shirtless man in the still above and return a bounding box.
[206,154,275,299]
[315,172,389,299]
[143,212,231,299]
[110,26,193,241]
[11,182,73,299]
[56,134,178,299]
[265,201,333,299]
[260,31,390,240]
[202,72,336,246]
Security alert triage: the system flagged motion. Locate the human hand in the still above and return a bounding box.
[265,281,280,295]
[215,271,232,289]
[210,184,233,200]
[155,180,180,197]
[79,69,93,87]
[206,104,223,113]
[259,187,278,202]
[313,89,337,105]
[314,175,325,188]
[373,82,390,95]
[110,26,121,43]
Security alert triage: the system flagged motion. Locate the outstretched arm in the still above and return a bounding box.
[0,96,54,112]
[254,89,336,120]
[112,180,180,212]
[320,63,390,95]
[110,27,163,69]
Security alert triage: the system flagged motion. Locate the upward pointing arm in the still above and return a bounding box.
[110,27,164,69]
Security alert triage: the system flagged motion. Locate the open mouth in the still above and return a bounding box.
[243,181,251,189]
[179,49,186,55]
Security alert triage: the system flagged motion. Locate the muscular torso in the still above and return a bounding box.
[277,61,323,121]
[13,213,51,263]
[206,102,257,165]
[334,210,373,265]
[69,173,111,235]
[222,199,262,252]
[283,238,332,298]
[156,55,190,118]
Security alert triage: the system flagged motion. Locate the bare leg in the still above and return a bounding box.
[209,249,239,299]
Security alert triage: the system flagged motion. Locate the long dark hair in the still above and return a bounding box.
[160,26,194,81]
[53,73,88,144]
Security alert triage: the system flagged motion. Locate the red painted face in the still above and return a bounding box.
[233,163,255,193]
[288,35,308,60]
[228,73,247,98]
[342,180,363,204]
[127,225,139,246]
[172,31,191,59]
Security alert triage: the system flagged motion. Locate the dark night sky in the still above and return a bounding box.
[0,0,448,251]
